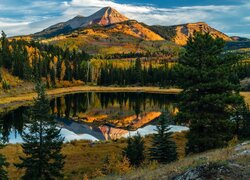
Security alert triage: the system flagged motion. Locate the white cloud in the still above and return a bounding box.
[244,17,250,22]
[0,18,29,27]
[0,0,250,38]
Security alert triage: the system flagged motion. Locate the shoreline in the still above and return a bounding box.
[0,86,181,111]
[1,85,250,111]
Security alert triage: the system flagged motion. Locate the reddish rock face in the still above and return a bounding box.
[99,125,128,140]
[37,7,129,37]
[67,6,129,28]
[92,7,129,26]
[172,22,232,45]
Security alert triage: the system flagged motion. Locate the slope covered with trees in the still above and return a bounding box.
[0,31,91,89]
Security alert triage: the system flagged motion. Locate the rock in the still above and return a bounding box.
[241,141,250,146]
[176,169,201,180]
[163,22,232,46]
[235,141,250,151]
[235,145,242,151]
[239,150,250,156]
[173,163,231,180]
[228,162,242,168]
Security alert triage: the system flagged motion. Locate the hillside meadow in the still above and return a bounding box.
[0,132,187,179]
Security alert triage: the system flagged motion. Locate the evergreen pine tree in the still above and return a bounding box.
[15,82,65,180]
[0,31,12,69]
[237,104,250,139]
[123,133,145,167]
[50,68,56,87]
[22,46,31,80]
[56,58,62,81]
[149,111,177,163]
[64,60,72,81]
[134,58,142,84]
[176,32,244,153]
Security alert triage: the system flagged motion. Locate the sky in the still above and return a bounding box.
[0,0,250,37]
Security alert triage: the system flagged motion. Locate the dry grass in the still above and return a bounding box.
[240,92,250,105]
[55,80,84,88]
[3,131,248,180]
[0,68,23,89]
[104,141,250,180]
[105,147,235,180]
[0,68,35,100]
[0,131,188,180]
[0,140,127,180]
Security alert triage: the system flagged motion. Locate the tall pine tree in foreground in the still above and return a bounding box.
[123,133,145,167]
[176,32,244,153]
[235,103,250,139]
[15,82,65,180]
[149,112,177,163]
[241,106,250,139]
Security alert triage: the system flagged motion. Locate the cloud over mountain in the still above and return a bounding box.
[0,0,250,37]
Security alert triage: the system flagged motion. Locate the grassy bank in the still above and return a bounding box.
[104,141,250,180]
[1,140,127,179]
[0,132,187,180]
[2,132,249,179]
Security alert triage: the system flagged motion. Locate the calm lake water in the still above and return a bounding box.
[0,92,188,143]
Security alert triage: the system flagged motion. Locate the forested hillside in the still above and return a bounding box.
[2,30,250,92]
[0,31,91,90]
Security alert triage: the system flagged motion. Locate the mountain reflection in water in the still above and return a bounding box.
[0,92,188,144]
[7,118,188,143]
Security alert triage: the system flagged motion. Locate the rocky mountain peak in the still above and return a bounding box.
[172,22,232,45]
[58,7,129,29]
[35,6,129,38]
[86,6,129,26]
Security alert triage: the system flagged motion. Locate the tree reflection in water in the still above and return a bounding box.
[0,92,177,142]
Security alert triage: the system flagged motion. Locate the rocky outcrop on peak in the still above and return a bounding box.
[34,7,129,38]
[149,22,232,46]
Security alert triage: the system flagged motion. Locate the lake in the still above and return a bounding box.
[0,92,188,143]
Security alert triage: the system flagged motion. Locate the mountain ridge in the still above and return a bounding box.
[231,36,250,42]
[34,7,129,38]
[33,7,233,46]
[148,22,232,45]
[24,6,244,51]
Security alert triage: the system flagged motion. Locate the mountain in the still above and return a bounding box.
[34,7,129,38]
[30,7,236,53]
[40,20,170,54]
[149,22,232,45]
[32,7,167,54]
[231,36,250,42]
[63,6,129,28]
[226,36,250,50]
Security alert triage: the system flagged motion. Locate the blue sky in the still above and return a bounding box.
[0,0,250,37]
